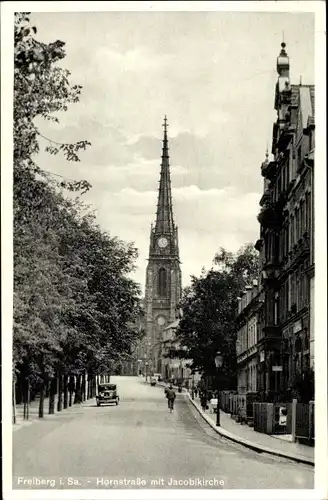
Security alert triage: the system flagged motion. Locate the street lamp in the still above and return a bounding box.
[214,351,224,427]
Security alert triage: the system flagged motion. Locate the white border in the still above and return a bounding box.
[1,2,327,500]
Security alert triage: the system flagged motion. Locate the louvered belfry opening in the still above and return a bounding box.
[158,267,167,297]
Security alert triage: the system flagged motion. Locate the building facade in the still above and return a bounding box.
[161,319,197,387]
[144,117,182,374]
[236,281,263,395]
[255,42,315,402]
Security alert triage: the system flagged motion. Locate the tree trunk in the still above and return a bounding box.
[23,378,30,420]
[13,379,17,424]
[57,373,63,412]
[87,373,91,399]
[74,375,82,404]
[86,374,89,399]
[63,374,68,409]
[82,372,86,402]
[39,380,45,418]
[69,375,74,406]
[48,378,56,414]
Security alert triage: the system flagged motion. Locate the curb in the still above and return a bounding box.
[186,393,314,467]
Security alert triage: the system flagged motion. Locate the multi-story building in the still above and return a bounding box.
[236,280,263,395]
[255,42,315,402]
[162,318,200,387]
[144,117,182,374]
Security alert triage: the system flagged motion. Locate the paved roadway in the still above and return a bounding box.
[13,376,314,490]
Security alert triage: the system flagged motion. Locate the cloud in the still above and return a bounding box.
[90,184,261,291]
[29,11,314,292]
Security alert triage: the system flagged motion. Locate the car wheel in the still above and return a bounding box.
[116,400,119,405]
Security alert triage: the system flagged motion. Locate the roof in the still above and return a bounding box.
[290,84,315,119]
[154,116,175,233]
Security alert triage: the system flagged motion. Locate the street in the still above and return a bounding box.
[13,376,314,490]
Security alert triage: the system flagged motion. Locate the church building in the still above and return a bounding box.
[144,117,182,375]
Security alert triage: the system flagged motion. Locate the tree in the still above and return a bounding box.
[13,13,143,416]
[172,244,259,389]
[14,12,91,189]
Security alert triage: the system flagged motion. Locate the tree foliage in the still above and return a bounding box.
[14,12,91,192]
[172,244,260,388]
[13,13,142,389]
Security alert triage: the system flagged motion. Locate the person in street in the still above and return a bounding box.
[165,384,176,411]
[200,391,208,412]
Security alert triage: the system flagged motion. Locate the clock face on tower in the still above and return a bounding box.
[157,237,168,248]
[157,316,166,326]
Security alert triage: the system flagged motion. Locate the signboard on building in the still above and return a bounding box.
[272,365,283,372]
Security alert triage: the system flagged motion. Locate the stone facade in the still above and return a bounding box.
[255,43,315,402]
[144,117,182,374]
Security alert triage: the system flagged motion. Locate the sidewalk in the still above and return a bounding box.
[188,393,314,466]
[13,393,87,432]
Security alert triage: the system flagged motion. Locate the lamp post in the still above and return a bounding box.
[214,351,224,427]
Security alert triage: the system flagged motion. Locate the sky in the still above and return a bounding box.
[30,9,314,292]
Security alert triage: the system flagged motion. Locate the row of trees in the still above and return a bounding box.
[169,244,260,390]
[13,13,143,418]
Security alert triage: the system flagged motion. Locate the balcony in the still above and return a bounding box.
[262,325,281,339]
[259,188,271,207]
[262,260,280,285]
[277,123,295,151]
[257,325,281,349]
[261,160,277,180]
[257,201,282,229]
[254,238,263,251]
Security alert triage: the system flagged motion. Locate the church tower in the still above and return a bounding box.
[144,116,182,374]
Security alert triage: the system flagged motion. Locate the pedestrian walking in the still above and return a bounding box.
[165,384,176,412]
[200,392,208,412]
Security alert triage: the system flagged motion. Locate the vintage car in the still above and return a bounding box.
[150,377,157,386]
[96,383,119,406]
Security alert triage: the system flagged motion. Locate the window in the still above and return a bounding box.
[295,207,300,243]
[290,216,294,248]
[300,266,304,309]
[297,145,302,171]
[291,273,296,308]
[286,154,290,186]
[274,292,279,325]
[296,269,301,311]
[158,268,167,297]
[300,200,305,236]
[277,174,282,197]
[306,191,311,234]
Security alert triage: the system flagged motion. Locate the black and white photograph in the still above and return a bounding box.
[1,1,327,499]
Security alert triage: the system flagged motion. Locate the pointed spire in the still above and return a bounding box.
[154,116,175,234]
[262,146,269,168]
